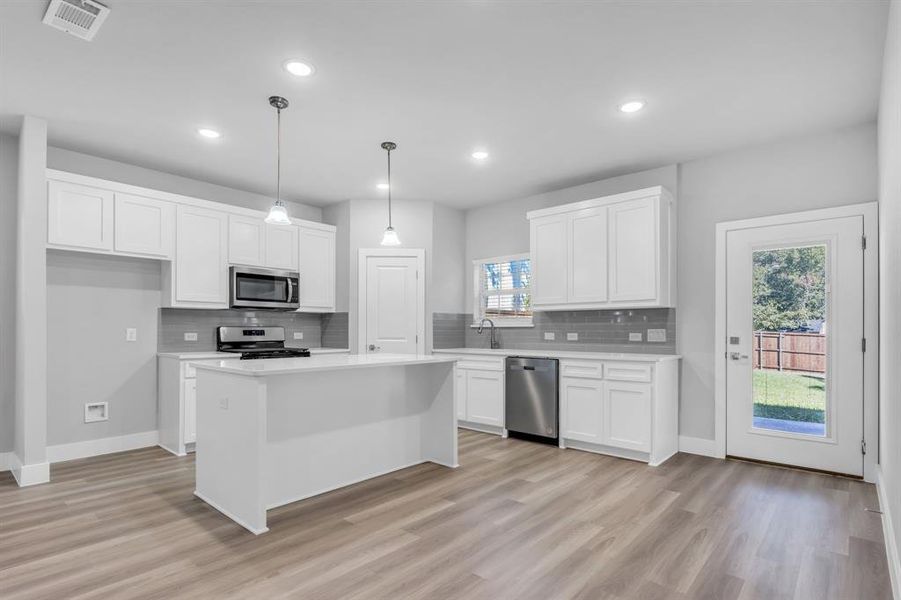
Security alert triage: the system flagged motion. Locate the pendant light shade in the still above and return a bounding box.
[379,141,401,246]
[265,95,293,225]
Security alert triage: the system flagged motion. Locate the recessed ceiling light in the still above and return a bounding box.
[197,128,221,139]
[619,100,646,113]
[376,183,389,190]
[284,60,315,77]
[471,150,489,160]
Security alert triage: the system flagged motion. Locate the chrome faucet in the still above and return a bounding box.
[477,318,500,349]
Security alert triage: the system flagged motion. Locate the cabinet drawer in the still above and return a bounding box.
[457,357,504,371]
[603,362,652,382]
[560,360,604,379]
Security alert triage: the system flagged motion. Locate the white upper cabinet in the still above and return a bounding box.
[48,180,114,252]
[114,193,175,259]
[228,215,266,267]
[297,224,336,312]
[266,223,299,271]
[171,205,228,307]
[527,186,674,310]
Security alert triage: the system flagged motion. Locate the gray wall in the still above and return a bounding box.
[878,0,901,569]
[0,135,17,452]
[677,122,878,439]
[47,251,161,446]
[464,165,678,314]
[47,146,322,222]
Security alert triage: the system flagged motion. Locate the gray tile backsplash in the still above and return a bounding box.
[158,309,326,352]
[321,312,349,349]
[433,313,467,349]
[462,308,676,354]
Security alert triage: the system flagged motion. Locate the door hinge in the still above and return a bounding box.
[416,334,419,343]
[416,270,419,280]
[862,337,867,352]
[862,439,867,455]
[862,235,867,250]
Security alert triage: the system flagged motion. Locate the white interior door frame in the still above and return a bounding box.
[357,248,426,355]
[714,202,878,481]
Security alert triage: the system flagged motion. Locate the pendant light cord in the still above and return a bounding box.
[276,105,282,204]
[386,147,392,228]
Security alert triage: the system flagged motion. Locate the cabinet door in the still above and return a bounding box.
[48,180,114,251]
[608,197,657,303]
[265,223,299,270]
[465,370,503,427]
[561,377,604,443]
[176,205,228,304]
[530,214,569,306]
[298,226,336,312]
[184,378,197,444]
[603,381,651,452]
[228,215,265,267]
[455,368,467,420]
[114,193,174,258]
[569,206,608,303]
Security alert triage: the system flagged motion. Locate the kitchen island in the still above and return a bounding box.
[191,353,458,534]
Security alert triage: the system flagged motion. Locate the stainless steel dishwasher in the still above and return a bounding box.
[505,356,559,442]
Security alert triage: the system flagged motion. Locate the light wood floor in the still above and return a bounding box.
[0,430,892,599]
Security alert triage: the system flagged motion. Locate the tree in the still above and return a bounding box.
[752,246,826,331]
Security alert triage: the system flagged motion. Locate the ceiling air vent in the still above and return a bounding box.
[42,0,110,41]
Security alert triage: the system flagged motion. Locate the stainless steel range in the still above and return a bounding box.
[216,326,310,360]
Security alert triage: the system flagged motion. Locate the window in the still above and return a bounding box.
[473,254,532,327]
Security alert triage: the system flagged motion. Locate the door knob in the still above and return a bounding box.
[368,344,380,351]
[730,352,748,361]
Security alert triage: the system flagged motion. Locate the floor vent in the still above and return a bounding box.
[42,0,110,41]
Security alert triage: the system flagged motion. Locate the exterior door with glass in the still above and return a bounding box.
[725,216,864,476]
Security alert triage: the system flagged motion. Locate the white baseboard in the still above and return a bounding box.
[46,430,160,464]
[9,453,50,487]
[678,435,719,457]
[876,466,901,600]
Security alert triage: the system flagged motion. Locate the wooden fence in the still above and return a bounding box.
[752,331,826,374]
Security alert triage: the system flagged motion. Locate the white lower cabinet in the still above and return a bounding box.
[603,381,651,452]
[464,370,504,427]
[183,378,197,444]
[455,369,467,420]
[560,377,604,443]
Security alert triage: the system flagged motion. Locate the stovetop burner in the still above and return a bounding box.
[216,326,311,360]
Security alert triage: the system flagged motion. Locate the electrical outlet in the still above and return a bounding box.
[84,402,108,423]
[293,332,304,340]
[629,332,643,342]
[219,398,229,410]
[184,332,198,342]
[544,332,556,341]
[125,328,137,342]
[566,332,578,341]
[647,329,667,343]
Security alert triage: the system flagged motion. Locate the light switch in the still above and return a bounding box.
[647,329,666,342]
[184,332,198,342]
[567,332,578,341]
[544,332,556,341]
[125,328,137,342]
[293,332,304,340]
[629,332,643,342]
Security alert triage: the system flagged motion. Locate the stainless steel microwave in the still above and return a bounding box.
[229,266,300,310]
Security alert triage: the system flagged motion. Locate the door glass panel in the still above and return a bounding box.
[751,245,827,437]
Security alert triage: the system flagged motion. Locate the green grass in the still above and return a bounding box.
[753,369,825,423]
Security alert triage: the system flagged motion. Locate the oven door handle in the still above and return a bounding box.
[287,277,294,304]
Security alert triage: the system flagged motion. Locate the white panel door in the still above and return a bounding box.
[456,368,467,420]
[265,223,299,270]
[608,197,657,303]
[228,214,265,267]
[114,193,174,258]
[569,206,608,303]
[726,216,864,476]
[465,370,503,427]
[530,214,569,305]
[48,180,114,251]
[561,377,603,443]
[364,256,419,354]
[184,378,197,444]
[176,205,228,305]
[298,227,336,312]
[603,381,651,451]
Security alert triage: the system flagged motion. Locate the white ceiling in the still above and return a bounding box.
[0,1,889,209]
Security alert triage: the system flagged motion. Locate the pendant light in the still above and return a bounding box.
[380,141,401,246]
[265,95,292,225]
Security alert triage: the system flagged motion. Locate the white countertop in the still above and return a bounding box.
[432,348,680,362]
[157,347,350,360]
[191,353,457,377]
